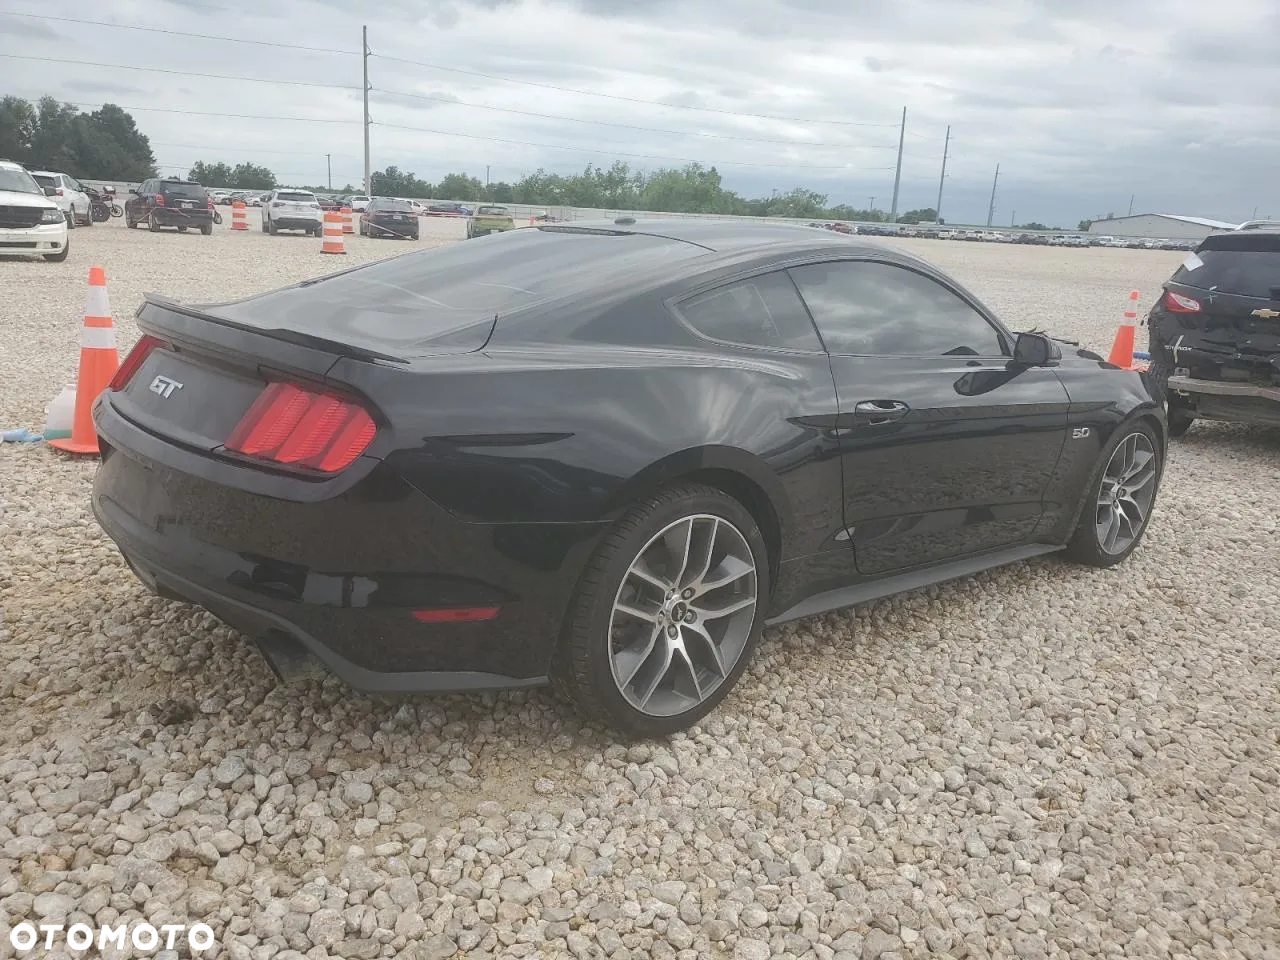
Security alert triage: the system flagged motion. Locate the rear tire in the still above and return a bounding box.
[1167,400,1195,438]
[552,483,768,738]
[1064,421,1162,568]
[148,214,160,232]
[199,224,212,236]
[268,218,278,236]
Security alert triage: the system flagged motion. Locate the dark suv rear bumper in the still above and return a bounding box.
[1167,375,1280,425]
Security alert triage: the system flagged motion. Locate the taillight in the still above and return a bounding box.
[1164,290,1201,313]
[55,188,64,196]
[108,335,164,391]
[226,382,376,473]
[411,607,499,623]
[155,194,165,207]
[207,196,214,209]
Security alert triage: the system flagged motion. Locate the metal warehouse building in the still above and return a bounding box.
[1088,214,1237,240]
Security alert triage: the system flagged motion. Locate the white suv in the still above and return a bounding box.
[262,188,323,236]
[0,160,70,262]
[28,170,92,227]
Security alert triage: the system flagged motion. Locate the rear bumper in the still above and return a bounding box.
[0,221,67,252]
[1168,375,1280,425]
[270,216,322,230]
[151,209,213,226]
[91,397,607,692]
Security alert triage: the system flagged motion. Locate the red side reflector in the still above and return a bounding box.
[108,335,164,391]
[411,607,500,623]
[225,382,376,473]
[1164,290,1201,313]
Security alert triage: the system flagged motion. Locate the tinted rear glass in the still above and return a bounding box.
[162,182,206,199]
[1173,233,1280,299]
[276,191,315,202]
[207,228,705,356]
[375,200,413,212]
[31,174,55,189]
[477,206,508,215]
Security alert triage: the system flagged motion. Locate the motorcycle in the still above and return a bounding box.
[87,188,123,222]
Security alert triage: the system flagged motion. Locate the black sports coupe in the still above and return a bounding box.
[92,220,1165,736]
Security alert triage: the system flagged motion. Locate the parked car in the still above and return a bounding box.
[316,195,342,212]
[359,197,419,239]
[426,201,469,217]
[90,219,1165,735]
[28,170,92,227]
[346,195,372,212]
[262,188,323,236]
[1147,227,1280,436]
[125,178,214,234]
[0,159,70,261]
[466,204,516,238]
[210,191,231,205]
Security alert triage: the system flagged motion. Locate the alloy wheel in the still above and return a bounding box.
[1095,432,1158,554]
[608,514,757,717]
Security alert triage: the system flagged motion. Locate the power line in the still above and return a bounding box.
[1,12,357,55]
[373,88,899,149]
[153,143,361,158]
[372,121,897,171]
[371,53,902,129]
[0,55,360,91]
[60,103,361,124]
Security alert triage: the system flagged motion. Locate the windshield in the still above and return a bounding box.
[0,167,42,195]
[276,191,315,202]
[162,182,207,200]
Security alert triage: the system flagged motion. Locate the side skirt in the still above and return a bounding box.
[766,543,1063,626]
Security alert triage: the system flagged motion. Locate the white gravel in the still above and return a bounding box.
[1,218,1278,960]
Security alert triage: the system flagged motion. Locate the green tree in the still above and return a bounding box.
[897,207,939,224]
[188,161,234,186]
[86,103,156,179]
[1019,222,1049,231]
[231,162,276,190]
[0,96,37,164]
[488,181,515,203]
[1078,219,1093,231]
[435,172,484,200]
[370,165,432,197]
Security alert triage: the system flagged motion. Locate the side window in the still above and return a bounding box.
[788,260,1007,357]
[676,271,823,351]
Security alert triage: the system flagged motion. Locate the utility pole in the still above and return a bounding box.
[362,25,371,197]
[986,163,1000,227]
[889,106,906,222]
[1128,193,1134,216]
[935,124,950,222]
[326,154,331,191]
[1011,210,1016,228]
[868,196,876,212]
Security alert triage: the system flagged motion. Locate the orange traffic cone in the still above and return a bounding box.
[321,211,346,254]
[1106,290,1140,369]
[48,266,119,455]
[231,200,248,231]
[341,206,354,235]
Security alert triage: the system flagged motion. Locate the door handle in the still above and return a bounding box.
[853,399,911,423]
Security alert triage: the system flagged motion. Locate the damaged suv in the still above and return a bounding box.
[1148,228,1280,435]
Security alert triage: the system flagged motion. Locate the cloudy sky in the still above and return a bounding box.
[3,0,1277,226]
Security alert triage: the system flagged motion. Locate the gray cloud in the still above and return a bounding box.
[0,0,1274,224]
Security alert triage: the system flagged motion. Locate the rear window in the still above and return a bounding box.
[677,271,822,351]
[31,174,55,189]
[207,228,706,356]
[161,181,206,200]
[1173,233,1280,299]
[276,191,315,202]
[376,199,413,212]
[477,206,508,215]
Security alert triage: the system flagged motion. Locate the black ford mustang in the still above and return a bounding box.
[92,220,1165,736]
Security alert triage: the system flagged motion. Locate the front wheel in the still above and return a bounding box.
[1064,421,1162,567]
[1167,399,1195,438]
[110,203,123,218]
[552,483,768,737]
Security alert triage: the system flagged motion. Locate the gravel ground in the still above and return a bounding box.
[1,219,1278,960]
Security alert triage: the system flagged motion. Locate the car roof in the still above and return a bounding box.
[559,217,896,257]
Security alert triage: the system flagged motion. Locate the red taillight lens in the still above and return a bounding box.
[108,335,164,391]
[1164,290,1200,313]
[207,196,214,209]
[55,188,64,196]
[155,194,165,206]
[226,382,376,473]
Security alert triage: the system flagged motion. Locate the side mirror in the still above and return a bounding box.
[1013,332,1061,367]
[43,186,56,197]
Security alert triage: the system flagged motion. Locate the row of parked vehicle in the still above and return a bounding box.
[808,221,1201,250]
